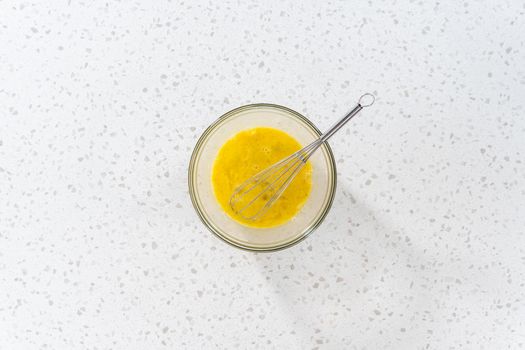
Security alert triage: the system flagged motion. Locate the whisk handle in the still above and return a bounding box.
[319,93,375,142]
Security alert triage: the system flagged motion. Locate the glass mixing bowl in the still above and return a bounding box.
[188,104,337,252]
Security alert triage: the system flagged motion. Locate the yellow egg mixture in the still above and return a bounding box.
[212,127,312,228]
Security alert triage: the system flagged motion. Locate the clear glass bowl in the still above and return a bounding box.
[188,104,337,252]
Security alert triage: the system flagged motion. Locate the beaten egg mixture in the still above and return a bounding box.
[212,127,312,228]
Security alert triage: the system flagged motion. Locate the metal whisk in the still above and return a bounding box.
[230,93,375,221]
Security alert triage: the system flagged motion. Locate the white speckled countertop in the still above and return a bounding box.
[1,1,525,349]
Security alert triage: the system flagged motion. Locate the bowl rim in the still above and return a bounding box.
[188,103,337,252]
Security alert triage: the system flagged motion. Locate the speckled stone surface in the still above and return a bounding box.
[1,1,524,349]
